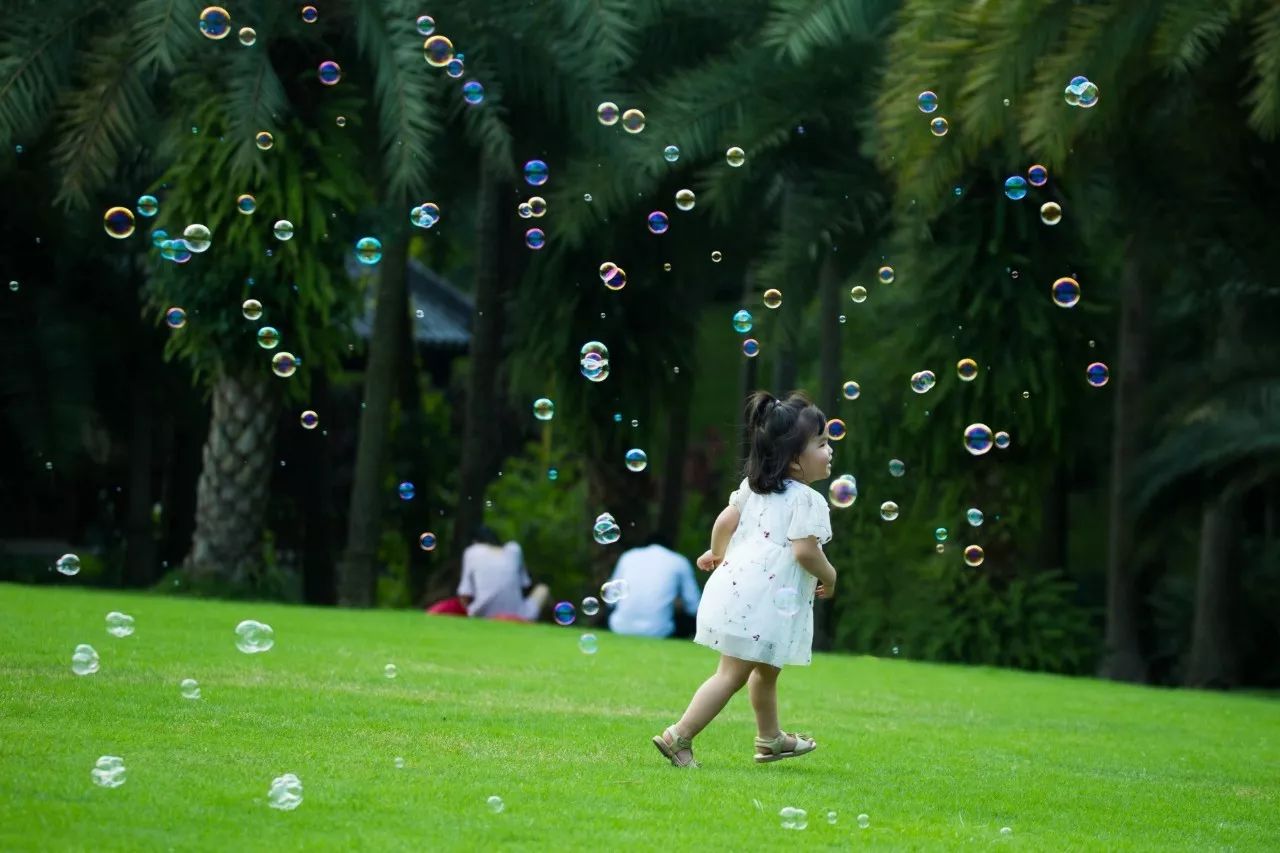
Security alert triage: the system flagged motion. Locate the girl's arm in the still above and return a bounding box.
[791,536,837,587]
[697,505,741,571]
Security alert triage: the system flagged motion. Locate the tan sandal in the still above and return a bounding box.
[652,725,700,768]
[754,731,817,763]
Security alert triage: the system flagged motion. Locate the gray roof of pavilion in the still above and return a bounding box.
[352,259,473,349]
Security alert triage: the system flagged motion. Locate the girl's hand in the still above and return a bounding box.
[816,580,836,599]
[696,550,723,572]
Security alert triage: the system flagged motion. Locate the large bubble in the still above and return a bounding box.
[355,237,382,265]
[182,223,211,252]
[423,35,455,67]
[136,195,158,217]
[1004,176,1028,200]
[725,147,745,167]
[956,358,978,381]
[675,189,695,211]
[268,773,303,810]
[596,102,619,126]
[828,475,857,508]
[91,755,126,788]
[523,159,548,187]
[104,207,136,239]
[71,643,99,675]
[1052,276,1080,308]
[271,352,297,378]
[105,611,135,638]
[963,423,993,456]
[625,449,648,472]
[917,90,938,113]
[621,108,646,134]
[1086,362,1110,387]
[234,619,274,654]
[199,7,231,40]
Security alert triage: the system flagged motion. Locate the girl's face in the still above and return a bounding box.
[789,432,833,483]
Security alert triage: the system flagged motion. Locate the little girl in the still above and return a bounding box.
[652,390,837,768]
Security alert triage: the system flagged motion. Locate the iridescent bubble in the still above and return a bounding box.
[299,410,319,430]
[934,527,948,542]
[593,516,622,545]
[917,90,938,113]
[966,507,984,526]
[1052,276,1080,308]
[180,678,201,699]
[581,596,600,616]
[300,5,317,23]
[486,795,505,814]
[528,197,547,217]
[238,26,256,46]
[445,58,464,78]
[533,398,555,421]
[828,811,838,825]
[600,578,629,603]
[255,131,273,150]
[957,358,978,381]
[647,211,669,235]
[725,146,745,167]
[257,326,280,349]
[929,117,949,137]
[838,314,847,324]
[547,467,558,481]
[524,228,545,250]
[888,459,905,477]
[553,601,576,626]
[8,280,16,292]
[850,286,867,303]
[104,206,135,239]
[732,309,753,333]
[763,288,782,309]
[858,813,870,829]
[419,531,437,551]
[237,193,256,214]
[136,195,158,217]
[462,80,485,105]
[416,15,435,36]
[317,60,342,86]
[91,755,126,788]
[355,236,383,265]
[878,265,894,284]
[151,229,168,248]
[880,501,899,521]
[1004,175,1028,200]
[910,370,936,394]
[964,423,993,456]
[1040,202,1062,225]
[711,250,723,263]
[623,449,648,473]
[412,202,441,228]
[423,35,455,67]
[828,475,857,509]
[826,419,847,441]
[165,307,187,329]
[578,633,598,655]
[742,338,760,358]
[384,663,398,679]
[1027,164,1048,186]
[602,266,627,291]
[517,202,532,219]
[72,643,99,675]
[199,6,231,40]
[621,108,646,133]
[994,430,1011,449]
[273,220,294,241]
[523,159,548,187]
[842,381,861,400]
[1001,827,1013,837]
[675,188,695,211]
[596,102,619,126]
[663,145,680,162]
[268,773,303,810]
[182,223,211,252]
[271,352,297,378]
[964,545,985,567]
[1086,361,1110,387]
[234,619,274,653]
[398,481,415,500]
[774,587,801,616]
[394,756,405,769]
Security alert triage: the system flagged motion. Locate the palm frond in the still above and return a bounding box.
[0,5,86,149]
[129,0,205,75]
[222,37,288,186]
[1245,1,1280,139]
[1151,0,1240,74]
[761,0,894,64]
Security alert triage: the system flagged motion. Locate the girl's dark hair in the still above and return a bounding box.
[743,390,827,493]
[470,525,501,546]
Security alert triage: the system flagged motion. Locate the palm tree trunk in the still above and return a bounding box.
[301,369,337,605]
[771,185,801,394]
[1185,490,1240,687]
[1100,248,1149,682]
[124,355,156,587]
[336,224,410,606]
[813,248,841,652]
[735,270,760,476]
[657,369,693,543]
[184,369,281,582]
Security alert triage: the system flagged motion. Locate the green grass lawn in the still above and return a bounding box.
[2,583,1277,851]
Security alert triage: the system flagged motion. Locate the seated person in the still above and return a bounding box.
[456,526,549,621]
[607,532,701,638]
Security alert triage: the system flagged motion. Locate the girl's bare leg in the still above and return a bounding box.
[748,664,782,739]
[671,654,756,740]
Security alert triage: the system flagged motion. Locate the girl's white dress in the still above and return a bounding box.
[694,478,833,667]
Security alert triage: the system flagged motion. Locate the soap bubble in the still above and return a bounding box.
[423,35,455,67]
[398,481,415,500]
[418,531,437,551]
[763,288,782,309]
[675,188,695,211]
[486,795,505,813]
[878,265,895,284]
[524,228,545,250]
[935,527,948,542]
[256,326,280,349]
[880,501,899,521]
[268,773,303,810]
[910,370,936,394]
[103,207,135,239]
[355,237,383,265]
[299,410,319,430]
[180,678,201,699]
[317,60,342,86]
[929,117,949,136]
[732,309,753,333]
[91,755,126,788]
[917,90,938,113]
[826,418,847,441]
[888,459,905,477]
[774,587,801,616]
[462,80,485,105]
[532,398,555,421]
[827,810,838,825]
[137,195,158,217]
[416,15,435,36]
[237,193,256,214]
[842,381,861,400]
[72,643,99,675]
[234,619,274,654]
[181,223,211,252]
[621,108,646,133]
[647,211,669,234]
[394,756,405,768]
[625,449,648,472]
[273,220,294,241]
[858,813,870,828]
[1052,276,1080,307]
[1001,827,1013,836]
[725,146,745,167]
[711,250,723,262]
[780,806,798,830]
[593,516,622,545]
[850,285,867,303]
[581,596,600,616]
[994,430,1011,449]
[105,611,135,638]
[742,338,760,358]
[794,809,808,830]
[663,145,680,162]
[596,102,619,126]
[523,159,548,186]
[1027,164,1048,186]
[199,7,231,40]
[578,633,598,654]
[445,58,465,78]
[601,578,629,603]
[255,131,273,150]
[964,545,985,567]
[528,197,547,217]
[56,553,81,576]
[1040,202,1062,225]
[300,5,317,23]
[828,475,857,508]
[238,26,256,46]
[967,508,984,526]
[384,663,398,679]
[1004,175,1028,200]
[964,423,993,456]
[600,264,627,291]
[517,202,532,219]
[271,352,297,378]
[165,307,187,329]
[1086,362,1110,387]
[553,601,576,626]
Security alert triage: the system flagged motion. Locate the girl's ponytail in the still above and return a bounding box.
[741,389,827,494]
[744,390,777,430]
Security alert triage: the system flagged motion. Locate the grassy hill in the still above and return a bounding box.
[1,583,1277,850]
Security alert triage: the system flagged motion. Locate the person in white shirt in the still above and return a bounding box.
[607,533,702,638]
[456,526,549,621]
